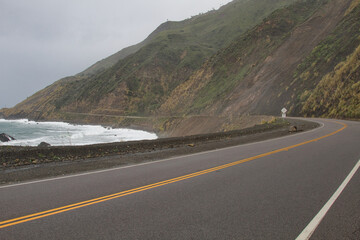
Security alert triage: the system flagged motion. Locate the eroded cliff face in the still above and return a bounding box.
[221,0,354,116]
[301,45,360,118]
[160,0,356,118]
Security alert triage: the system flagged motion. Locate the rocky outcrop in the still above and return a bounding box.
[289,126,298,133]
[38,142,51,147]
[0,133,15,142]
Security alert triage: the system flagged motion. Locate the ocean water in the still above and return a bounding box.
[0,119,157,146]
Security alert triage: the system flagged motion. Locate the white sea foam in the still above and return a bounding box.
[0,119,157,146]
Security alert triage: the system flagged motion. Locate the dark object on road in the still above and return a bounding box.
[0,133,15,142]
[289,126,298,133]
[38,142,51,147]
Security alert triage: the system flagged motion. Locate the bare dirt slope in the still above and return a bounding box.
[160,115,275,137]
[221,0,352,115]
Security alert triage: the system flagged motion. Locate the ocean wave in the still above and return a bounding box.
[0,119,157,146]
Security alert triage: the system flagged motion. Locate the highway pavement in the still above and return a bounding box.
[0,118,359,239]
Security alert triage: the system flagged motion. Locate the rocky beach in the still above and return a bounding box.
[0,118,319,184]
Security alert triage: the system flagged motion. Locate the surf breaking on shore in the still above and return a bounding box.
[0,119,157,146]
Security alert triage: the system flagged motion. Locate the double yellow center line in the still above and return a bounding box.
[0,121,347,229]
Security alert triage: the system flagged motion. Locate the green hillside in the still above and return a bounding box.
[1,0,297,119]
[1,0,359,129]
[289,1,360,118]
[301,44,360,118]
[79,0,296,77]
[160,0,359,118]
[160,0,340,115]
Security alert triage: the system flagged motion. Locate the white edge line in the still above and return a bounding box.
[295,158,360,240]
[0,118,326,189]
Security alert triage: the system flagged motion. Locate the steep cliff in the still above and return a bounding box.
[160,0,357,118]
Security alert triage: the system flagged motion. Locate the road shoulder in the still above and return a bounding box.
[0,118,318,185]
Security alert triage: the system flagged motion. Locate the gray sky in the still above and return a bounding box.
[0,0,232,108]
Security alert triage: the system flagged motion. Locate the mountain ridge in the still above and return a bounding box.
[1,0,359,135]
[2,0,298,118]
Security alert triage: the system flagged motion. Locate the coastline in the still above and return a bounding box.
[0,118,157,147]
[0,118,319,185]
[0,108,279,138]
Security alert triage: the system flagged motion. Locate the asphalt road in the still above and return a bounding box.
[0,118,359,239]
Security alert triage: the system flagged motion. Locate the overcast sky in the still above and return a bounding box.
[0,0,232,109]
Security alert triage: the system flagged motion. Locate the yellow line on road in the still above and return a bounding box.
[0,121,347,229]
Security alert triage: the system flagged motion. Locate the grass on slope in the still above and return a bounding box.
[184,0,328,114]
[45,0,299,117]
[287,2,360,116]
[301,44,360,118]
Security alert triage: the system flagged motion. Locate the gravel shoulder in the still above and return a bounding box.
[0,118,319,185]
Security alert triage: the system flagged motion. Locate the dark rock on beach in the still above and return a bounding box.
[0,133,15,142]
[38,142,51,147]
[0,119,319,184]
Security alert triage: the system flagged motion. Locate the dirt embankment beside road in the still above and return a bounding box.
[0,118,319,184]
[26,112,275,138]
